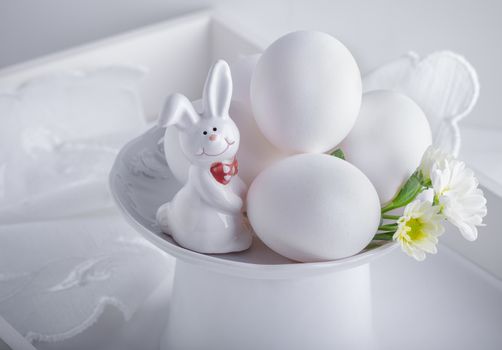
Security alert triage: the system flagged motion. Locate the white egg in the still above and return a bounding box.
[229,54,260,110]
[230,101,285,185]
[339,90,432,204]
[247,154,381,262]
[163,99,285,186]
[250,31,362,153]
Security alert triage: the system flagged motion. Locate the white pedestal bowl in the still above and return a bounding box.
[109,125,397,350]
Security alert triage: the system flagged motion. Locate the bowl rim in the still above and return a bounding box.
[109,126,398,280]
[110,169,397,280]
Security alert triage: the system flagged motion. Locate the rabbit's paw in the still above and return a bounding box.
[156,202,172,235]
[228,196,244,214]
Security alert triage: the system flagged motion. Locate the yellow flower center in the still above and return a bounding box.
[405,218,427,242]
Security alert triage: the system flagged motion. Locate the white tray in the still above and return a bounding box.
[1,10,501,350]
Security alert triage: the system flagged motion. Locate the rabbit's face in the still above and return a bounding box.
[180,117,240,164]
[160,60,240,166]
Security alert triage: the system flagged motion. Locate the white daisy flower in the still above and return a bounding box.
[419,146,452,183]
[431,158,487,241]
[393,200,445,261]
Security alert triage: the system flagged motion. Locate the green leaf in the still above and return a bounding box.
[373,232,394,241]
[330,148,345,160]
[381,171,424,213]
[378,224,398,231]
[382,214,400,220]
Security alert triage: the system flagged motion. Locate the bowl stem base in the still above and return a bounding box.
[161,260,377,349]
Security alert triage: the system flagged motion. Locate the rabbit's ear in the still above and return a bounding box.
[203,60,233,119]
[158,93,200,130]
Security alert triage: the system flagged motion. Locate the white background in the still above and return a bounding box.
[1,0,501,129]
[0,3,501,349]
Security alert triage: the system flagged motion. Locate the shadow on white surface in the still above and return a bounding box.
[26,244,502,350]
[372,244,502,350]
[34,276,173,350]
[0,316,37,350]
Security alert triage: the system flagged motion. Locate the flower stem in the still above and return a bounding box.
[382,214,400,220]
[433,195,439,206]
[373,232,394,241]
[378,223,398,231]
[381,171,424,213]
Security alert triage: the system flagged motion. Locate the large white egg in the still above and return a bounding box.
[339,90,432,204]
[247,154,380,262]
[230,101,286,185]
[230,54,260,110]
[250,31,362,153]
[163,100,285,185]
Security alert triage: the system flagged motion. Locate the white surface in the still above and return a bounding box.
[0,8,500,350]
[0,209,170,345]
[372,244,502,350]
[452,126,502,279]
[461,126,502,198]
[31,244,502,350]
[0,316,37,350]
[1,0,502,131]
[0,13,219,121]
[0,67,146,223]
[0,12,226,348]
[441,185,502,280]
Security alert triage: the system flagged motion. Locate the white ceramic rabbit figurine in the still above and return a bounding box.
[156,60,252,253]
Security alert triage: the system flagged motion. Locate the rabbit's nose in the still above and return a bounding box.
[209,134,218,141]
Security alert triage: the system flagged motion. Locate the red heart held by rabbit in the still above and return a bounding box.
[210,158,238,185]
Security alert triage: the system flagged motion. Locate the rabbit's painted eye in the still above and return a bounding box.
[213,127,217,131]
[203,131,208,135]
